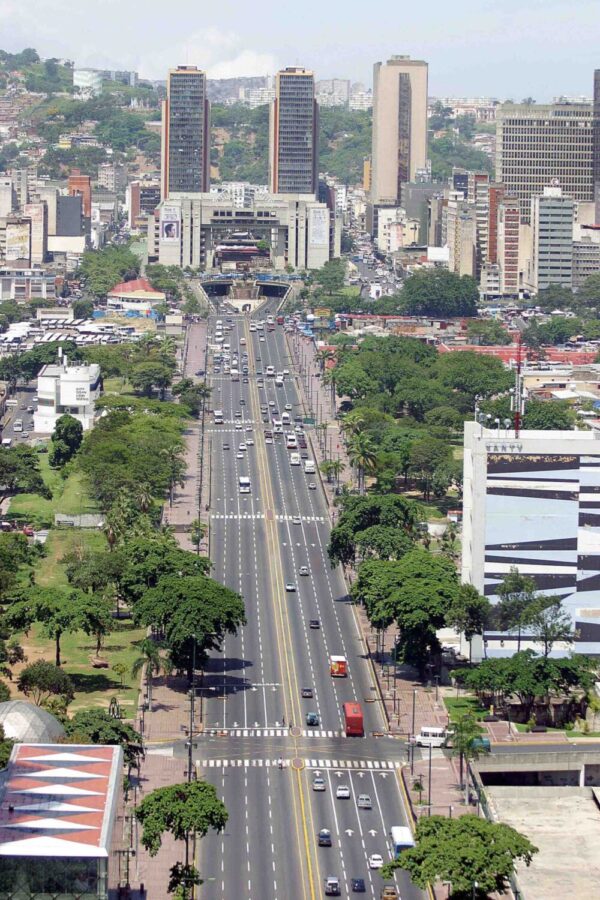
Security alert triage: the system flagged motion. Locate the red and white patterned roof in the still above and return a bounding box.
[0,744,122,858]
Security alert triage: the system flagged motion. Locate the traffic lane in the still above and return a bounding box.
[307,767,348,898]
[368,770,425,900]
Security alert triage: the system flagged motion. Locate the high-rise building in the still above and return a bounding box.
[496,198,520,296]
[68,169,92,219]
[593,70,600,221]
[445,191,477,277]
[528,185,574,292]
[269,67,318,196]
[161,66,210,199]
[0,178,16,218]
[370,55,428,206]
[23,201,48,264]
[486,184,505,265]
[467,171,490,276]
[496,102,594,223]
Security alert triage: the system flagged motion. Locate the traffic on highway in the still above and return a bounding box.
[196,304,424,900]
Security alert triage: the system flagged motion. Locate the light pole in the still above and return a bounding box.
[427,742,433,815]
[411,688,417,739]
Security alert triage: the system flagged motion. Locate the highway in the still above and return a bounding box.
[197,308,425,900]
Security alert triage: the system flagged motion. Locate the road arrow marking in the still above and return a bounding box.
[345,829,354,836]
[368,829,378,836]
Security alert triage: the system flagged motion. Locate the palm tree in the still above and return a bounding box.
[315,348,335,374]
[190,518,206,555]
[158,335,177,363]
[320,460,336,484]
[321,367,338,410]
[160,446,187,507]
[131,638,173,711]
[341,410,366,439]
[450,714,483,803]
[136,484,154,515]
[347,433,377,494]
[329,458,345,489]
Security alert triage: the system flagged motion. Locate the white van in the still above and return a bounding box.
[286,434,298,450]
[304,460,315,474]
[415,726,448,748]
[281,412,291,426]
[1,438,12,447]
[266,365,275,377]
[273,419,283,434]
[275,375,284,387]
[239,476,251,494]
[290,452,301,466]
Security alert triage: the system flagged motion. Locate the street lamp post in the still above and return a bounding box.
[427,742,433,815]
[411,688,417,739]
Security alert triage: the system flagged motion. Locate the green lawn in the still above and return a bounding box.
[9,450,98,527]
[35,529,106,589]
[102,376,134,394]
[10,619,145,717]
[444,695,489,722]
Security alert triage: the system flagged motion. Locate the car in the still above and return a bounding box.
[265,436,273,444]
[318,828,332,847]
[223,443,230,450]
[306,712,319,726]
[246,426,252,433]
[238,443,247,451]
[312,777,326,792]
[368,854,384,870]
[308,482,317,490]
[292,516,302,525]
[257,379,263,386]
[283,368,290,376]
[246,438,254,446]
[336,785,350,799]
[299,566,309,576]
[285,582,296,592]
[243,377,249,383]
[236,452,244,459]
[301,687,313,698]
[261,406,268,414]
[269,400,275,407]
[301,451,309,460]
[295,425,304,433]
[351,878,366,893]
[309,619,320,629]
[234,411,242,418]
[235,422,243,430]
[324,876,340,896]
[357,794,372,809]
[298,439,307,449]
[195,369,204,376]
[259,336,265,342]
[239,398,246,405]
[285,403,292,411]
[379,889,399,900]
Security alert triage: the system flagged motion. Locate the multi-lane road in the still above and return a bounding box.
[195,307,425,900]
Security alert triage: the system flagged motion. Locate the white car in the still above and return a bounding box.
[269,400,275,407]
[308,482,317,490]
[368,854,384,870]
[259,336,265,342]
[285,403,292,411]
[238,443,247,451]
[236,452,244,459]
[235,423,243,430]
[246,438,254,446]
[336,785,350,799]
[283,369,290,375]
[292,516,302,525]
[299,566,309,576]
[285,582,296,592]
[313,777,326,792]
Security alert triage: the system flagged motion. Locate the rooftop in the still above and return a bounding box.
[0,744,122,859]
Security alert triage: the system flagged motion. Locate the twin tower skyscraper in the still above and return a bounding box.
[161,65,318,200]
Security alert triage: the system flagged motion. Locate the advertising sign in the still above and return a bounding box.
[309,207,329,247]
[5,222,30,261]
[160,205,180,242]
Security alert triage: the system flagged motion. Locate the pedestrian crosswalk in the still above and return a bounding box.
[209,513,326,524]
[207,727,345,738]
[199,758,401,770]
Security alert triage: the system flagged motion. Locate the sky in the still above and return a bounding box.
[2,0,600,99]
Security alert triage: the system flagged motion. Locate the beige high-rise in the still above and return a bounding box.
[371,55,428,205]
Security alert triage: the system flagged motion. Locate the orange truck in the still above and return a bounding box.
[330,655,348,677]
[343,701,364,736]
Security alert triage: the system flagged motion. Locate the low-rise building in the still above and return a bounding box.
[34,356,101,433]
[107,277,166,313]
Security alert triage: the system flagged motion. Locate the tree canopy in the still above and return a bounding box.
[399,269,479,318]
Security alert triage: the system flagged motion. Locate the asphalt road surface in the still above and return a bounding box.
[196,304,425,900]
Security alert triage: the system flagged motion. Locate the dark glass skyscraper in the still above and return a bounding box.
[269,68,318,195]
[161,66,210,198]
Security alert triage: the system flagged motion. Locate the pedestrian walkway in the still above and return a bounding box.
[198,758,402,770]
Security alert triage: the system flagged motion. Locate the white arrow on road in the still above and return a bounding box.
[233,722,239,727]
[368,829,378,836]
[379,773,388,779]
[357,772,364,778]
[345,829,354,836]
[335,771,343,778]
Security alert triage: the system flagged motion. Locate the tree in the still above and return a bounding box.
[64,709,143,768]
[493,568,537,651]
[72,298,94,318]
[525,598,576,659]
[131,361,174,399]
[450,713,484,801]
[17,660,74,706]
[328,495,422,568]
[381,814,537,897]
[136,780,228,899]
[347,431,378,494]
[466,319,512,346]
[49,413,83,467]
[409,438,452,500]
[313,259,345,295]
[131,638,173,710]
[0,446,52,501]
[447,584,490,657]
[189,519,206,556]
[77,595,114,656]
[522,399,575,431]
[3,587,87,667]
[399,269,479,318]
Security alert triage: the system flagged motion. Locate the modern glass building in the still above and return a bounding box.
[161,66,210,198]
[269,67,318,196]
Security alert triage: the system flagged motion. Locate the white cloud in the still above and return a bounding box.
[139,29,277,80]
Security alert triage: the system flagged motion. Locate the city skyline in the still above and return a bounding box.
[3,0,600,99]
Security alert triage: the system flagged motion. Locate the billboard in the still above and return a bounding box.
[160,205,180,242]
[5,222,30,262]
[309,207,329,247]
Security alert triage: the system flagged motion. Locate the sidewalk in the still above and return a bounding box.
[116,321,210,899]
